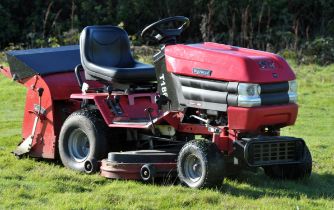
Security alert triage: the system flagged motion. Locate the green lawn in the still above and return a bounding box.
[0,60,333,209]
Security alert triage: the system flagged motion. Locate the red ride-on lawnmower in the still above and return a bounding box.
[1,16,312,188]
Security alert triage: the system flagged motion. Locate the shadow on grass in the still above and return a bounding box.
[220,170,334,200]
[143,168,334,200]
[20,155,334,200]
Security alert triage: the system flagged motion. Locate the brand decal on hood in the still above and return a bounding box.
[192,68,212,76]
[258,60,275,70]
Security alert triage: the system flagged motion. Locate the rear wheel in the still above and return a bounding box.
[177,140,225,188]
[263,145,312,180]
[58,109,109,172]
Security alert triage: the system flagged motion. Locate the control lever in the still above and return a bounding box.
[190,115,221,134]
[13,88,44,157]
[145,108,156,135]
[74,64,84,89]
[190,115,209,124]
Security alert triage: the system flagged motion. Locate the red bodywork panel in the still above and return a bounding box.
[21,75,57,158]
[228,104,298,131]
[1,68,83,159]
[71,93,158,128]
[165,42,295,83]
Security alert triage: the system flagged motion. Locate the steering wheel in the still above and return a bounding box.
[141,16,190,44]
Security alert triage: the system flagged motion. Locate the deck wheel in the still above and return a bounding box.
[140,164,156,181]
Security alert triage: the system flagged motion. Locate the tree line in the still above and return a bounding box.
[0,0,333,64]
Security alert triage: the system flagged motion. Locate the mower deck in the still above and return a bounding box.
[100,150,178,180]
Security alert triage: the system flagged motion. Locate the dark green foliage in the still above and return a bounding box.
[302,37,334,65]
[0,0,333,64]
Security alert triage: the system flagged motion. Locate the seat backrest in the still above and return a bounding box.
[80,25,135,68]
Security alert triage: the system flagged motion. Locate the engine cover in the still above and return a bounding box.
[164,42,295,83]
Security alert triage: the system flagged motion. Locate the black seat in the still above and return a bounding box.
[80,25,156,84]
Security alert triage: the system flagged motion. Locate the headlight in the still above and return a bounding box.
[289,80,297,93]
[238,83,261,96]
[237,83,261,107]
[288,80,297,103]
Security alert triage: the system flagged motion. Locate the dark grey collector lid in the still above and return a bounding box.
[6,45,81,80]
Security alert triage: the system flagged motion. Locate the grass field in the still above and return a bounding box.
[0,60,333,209]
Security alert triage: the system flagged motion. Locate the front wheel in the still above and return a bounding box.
[263,145,312,180]
[177,140,225,189]
[58,109,109,172]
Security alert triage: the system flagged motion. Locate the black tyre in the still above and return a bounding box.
[263,145,312,180]
[224,163,243,179]
[58,109,109,172]
[177,140,225,189]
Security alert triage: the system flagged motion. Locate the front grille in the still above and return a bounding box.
[250,141,297,165]
[174,75,292,108]
[260,82,289,105]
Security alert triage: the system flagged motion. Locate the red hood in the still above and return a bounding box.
[165,42,295,83]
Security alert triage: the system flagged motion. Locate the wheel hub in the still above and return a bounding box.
[184,154,203,182]
[192,163,200,172]
[68,128,90,162]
